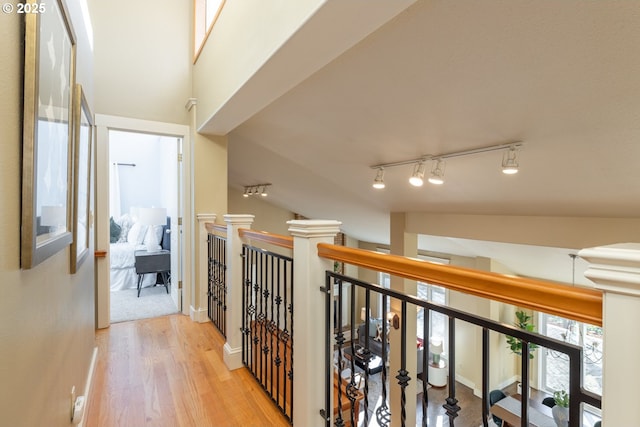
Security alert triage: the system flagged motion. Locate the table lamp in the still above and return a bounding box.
[139,207,166,252]
[430,336,444,364]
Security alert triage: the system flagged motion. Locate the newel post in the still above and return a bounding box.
[223,214,255,370]
[288,219,342,427]
[579,243,640,425]
[194,213,216,323]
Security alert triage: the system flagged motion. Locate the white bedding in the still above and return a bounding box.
[110,214,165,291]
[110,242,157,291]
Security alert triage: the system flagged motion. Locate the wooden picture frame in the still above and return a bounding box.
[70,84,93,273]
[21,0,76,269]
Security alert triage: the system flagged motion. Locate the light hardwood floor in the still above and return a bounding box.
[85,314,291,427]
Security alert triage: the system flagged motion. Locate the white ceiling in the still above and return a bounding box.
[216,0,640,287]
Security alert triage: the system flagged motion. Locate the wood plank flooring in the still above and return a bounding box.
[85,314,291,427]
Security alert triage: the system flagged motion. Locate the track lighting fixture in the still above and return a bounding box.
[370,141,523,190]
[502,146,519,174]
[243,183,271,197]
[372,168,385,189]
[428,159,445,185]
[409,162,426,187]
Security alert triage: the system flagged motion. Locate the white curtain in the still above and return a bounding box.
[109,163,121,219]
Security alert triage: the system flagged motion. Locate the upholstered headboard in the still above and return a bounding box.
[161,217,171,251]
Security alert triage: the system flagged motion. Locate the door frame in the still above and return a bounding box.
[94,115,192,328]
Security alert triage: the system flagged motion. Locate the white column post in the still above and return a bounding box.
[194,213,216,323]
[288,219,342,427]
[579,243,640,426]
[223,214,255,370]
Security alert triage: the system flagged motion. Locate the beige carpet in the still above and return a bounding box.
[110,286,179,323]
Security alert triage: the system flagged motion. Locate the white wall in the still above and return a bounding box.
[193,0,325,130]
[109,131,177,218]
[0,0,96,425]
[90,0,191,125]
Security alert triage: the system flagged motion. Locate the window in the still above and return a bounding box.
[378,271,391,318]
[539,313,603,396]
[193,0,225,62]
[417,282,448,357]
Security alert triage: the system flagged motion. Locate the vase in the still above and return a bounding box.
[552,405,569,427]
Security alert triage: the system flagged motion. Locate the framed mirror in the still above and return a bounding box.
[21,0,76,269]
[70,84,93,273]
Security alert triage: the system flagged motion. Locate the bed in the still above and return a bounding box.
[109,213,171,292]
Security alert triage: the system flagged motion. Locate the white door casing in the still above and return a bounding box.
[94,115,192,328]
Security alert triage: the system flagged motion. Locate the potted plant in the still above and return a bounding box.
[505,310,538,393]
[552,390,569,427]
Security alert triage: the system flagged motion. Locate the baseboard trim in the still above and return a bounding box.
[455,373,480,397]
[189,306,209,323]
[77,346,98,427]
[454,374,519,398]
[223,343,243,371]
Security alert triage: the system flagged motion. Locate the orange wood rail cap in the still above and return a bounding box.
[317,243,602,326]
[238,228,293,249]
[205,223,227,234]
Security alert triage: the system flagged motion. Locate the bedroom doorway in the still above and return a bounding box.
[107,130,181,322]
[94,115,192,328]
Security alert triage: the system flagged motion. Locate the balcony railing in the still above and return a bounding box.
[240,228,294,423]
[206,219,606,427]
[324,270,601,427]
[206,223,227,336]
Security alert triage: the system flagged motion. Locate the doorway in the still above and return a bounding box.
[95,115,192,328]
[108,130,180,322]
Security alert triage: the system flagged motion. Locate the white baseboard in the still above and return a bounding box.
[190,305,209,323]
[455,373,482,397]
[454,374,519,398]
[223,343,243,371]
[77,346,98,427]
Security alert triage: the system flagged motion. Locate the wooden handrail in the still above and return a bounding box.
[205,222,227,235]
[239,228,293,249]
[317,243,603,326]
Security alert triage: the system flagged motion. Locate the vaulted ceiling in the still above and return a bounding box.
[211,0,640,286]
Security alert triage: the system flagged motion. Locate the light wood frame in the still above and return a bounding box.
[21,0,77,269]
[70,84,93,273]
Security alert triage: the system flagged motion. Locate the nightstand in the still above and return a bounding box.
[134,249,170,297]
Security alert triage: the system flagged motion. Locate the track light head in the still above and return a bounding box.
[243,183,271,197]
[370,141,523,190]
[372,168,385,189]
[409,162,425,187]
[502,147,519,174]
[428,159,445,185]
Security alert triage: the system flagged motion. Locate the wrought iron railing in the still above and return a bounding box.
[207,224,227,336]
[241,243,294,423]
[324,271,602,427]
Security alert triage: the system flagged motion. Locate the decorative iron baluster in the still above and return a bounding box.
[207,233,227,336]
[421,305,430,427]
[240,244,293,423]
[444,316,460,425]
[377,293,391,427]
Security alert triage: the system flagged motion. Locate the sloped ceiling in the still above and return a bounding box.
[213,0,640,287]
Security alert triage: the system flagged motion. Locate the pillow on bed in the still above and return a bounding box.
[116,213,135,243]
[109,217,121,243]
[127,222,148,245]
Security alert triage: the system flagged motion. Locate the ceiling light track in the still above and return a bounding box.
[370,141,523,189]
[243,183,271,197]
